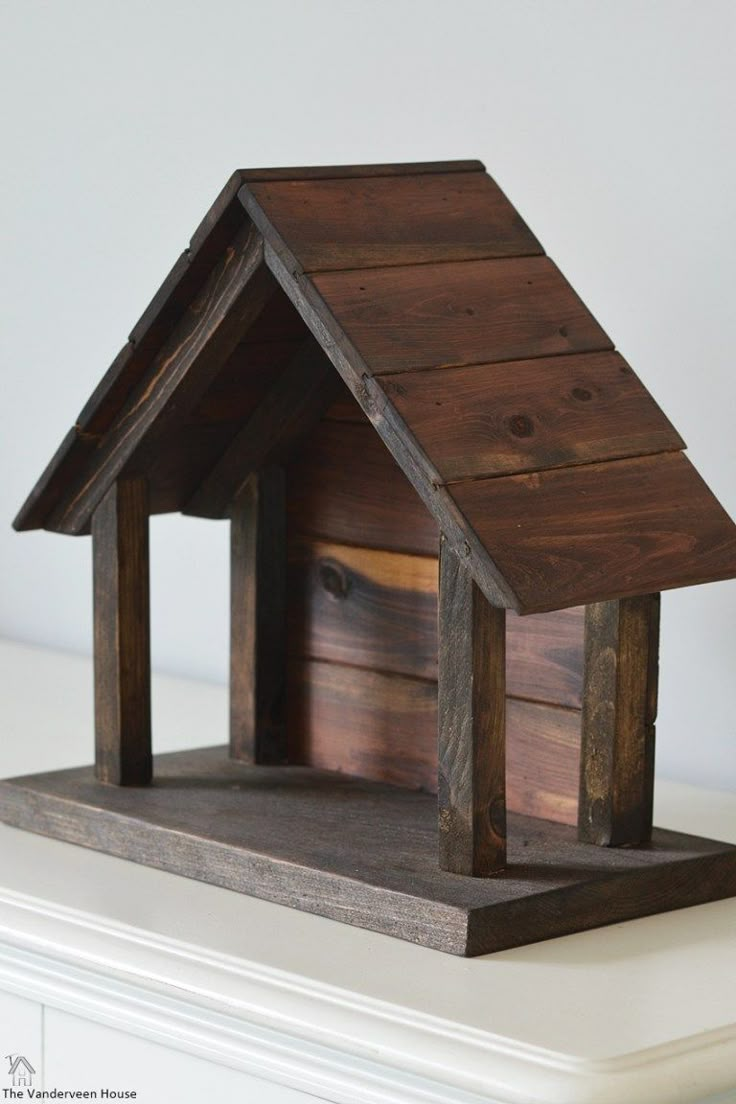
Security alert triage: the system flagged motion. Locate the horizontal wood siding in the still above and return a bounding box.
[286,417,584,824]
[288,660,581,825]
[287,421,439,555]
[287,537,584,707]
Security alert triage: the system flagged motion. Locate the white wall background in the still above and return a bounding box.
[1,0,734,790]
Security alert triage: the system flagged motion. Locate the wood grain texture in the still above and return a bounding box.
[287,539,439,680]
[237,160,485,183]
[449,451,736,614]
[246,171,542,272]
[3,745,735,956]
[288,659,581,824]
[438,540,506,875]
[48,224,276,535]
[287,538,584,703]
[261,238,532,609]
[311,256,613,375]
[13,427,98,532]
[288,659,437,791]
[507,606,584,709]
[230,469,287,764]
[287,420,439,556]
[92,479,151,786]
[506,698,580,826]
[377,351,684,483]
[579,595,660,846]
[187,337,342,518]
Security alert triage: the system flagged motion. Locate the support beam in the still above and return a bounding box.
[579,594,660,846]
[50,225,275,535]
[92,478,152,785]
[185,335,342,519]
[230,467,287,764]
[438,535,506,876]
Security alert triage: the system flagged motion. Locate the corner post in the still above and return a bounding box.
[438,535,507,876]
[579,594,660,846]
[230,466,288,763]
[92,478,152,785]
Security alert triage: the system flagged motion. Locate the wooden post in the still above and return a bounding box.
[92,478,152,785]
[230,467,287,764]
[438,536,506,876]
[579,594,660,846]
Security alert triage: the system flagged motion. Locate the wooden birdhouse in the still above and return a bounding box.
[3,160,736,955]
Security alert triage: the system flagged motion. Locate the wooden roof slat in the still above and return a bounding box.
[236,160,485,183]
[375,351,685,484]
[76,172,254,442]
[448,452,736,614]
[15,160,736,613]
[245,172,542,273]
[261,238,519,607]
[13,427,97,533]
[310,256,614,375]
[48,225,275,535]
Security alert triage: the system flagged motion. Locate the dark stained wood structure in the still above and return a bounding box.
[4,159,736,955]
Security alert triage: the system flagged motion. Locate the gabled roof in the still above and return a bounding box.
[15,160,736,614]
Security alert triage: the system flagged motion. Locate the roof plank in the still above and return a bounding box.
[449,452,736,614]
[311,256,613,375]
[13,427,97,532]
[237,160,484,182]
[245,172,542,272]
[376,351,684,483]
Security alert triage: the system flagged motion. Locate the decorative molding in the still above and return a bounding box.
[0,887,734,1104]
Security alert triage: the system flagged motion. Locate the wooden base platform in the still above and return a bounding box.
[1,746,735,956]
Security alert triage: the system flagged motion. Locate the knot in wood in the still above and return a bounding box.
[508,414,534,438]
[319,560,351,600]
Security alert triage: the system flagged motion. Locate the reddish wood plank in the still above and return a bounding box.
[13,427,98,532]
[507,605,584,709]
[247,172,542,272]
[287,538,584,705]
[288,660,437,791]
[288,659,580,825]
[287,539,438,680]
[238,160,485,182]
[311,256,612,375]
[49,226,275,535]
[377,351,684,483]
[506,698,580,827]
[450,451,736,614]
[287,421,438,556]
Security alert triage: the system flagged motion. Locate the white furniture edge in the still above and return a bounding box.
[0,885,734,1104]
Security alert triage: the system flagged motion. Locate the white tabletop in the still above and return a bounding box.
[0,637,734,1104]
